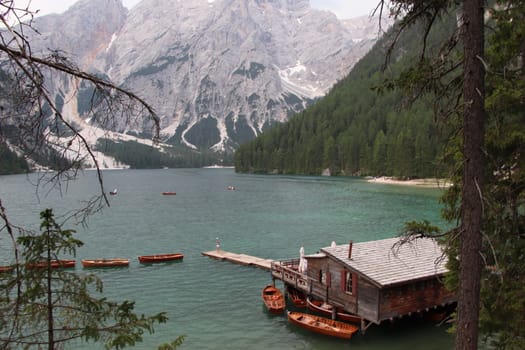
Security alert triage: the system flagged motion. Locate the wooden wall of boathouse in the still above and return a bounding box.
[378,279,456,321]
[356,278,380,322]
[306,255,381,322]
[303,256,328,297]
[303,254,455,324]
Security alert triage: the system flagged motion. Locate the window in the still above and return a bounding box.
[346,271,353,294]
[341,270,355,295]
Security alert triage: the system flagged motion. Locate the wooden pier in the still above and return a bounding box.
[202,250,274,270]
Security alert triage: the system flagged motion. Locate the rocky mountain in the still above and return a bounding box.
[29,0,388,157]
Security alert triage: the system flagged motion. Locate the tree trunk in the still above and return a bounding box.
[46,229,54,350]
[456,0,485,349]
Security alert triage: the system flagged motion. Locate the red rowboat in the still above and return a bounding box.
[287,285,307,307]
[27,259,76,269]
[306,297,361,324]
[287,311,359,339]
[81,258,129,268]
[138,253,184,264]
[262,285,285,314]
[162,192,176,195]
[0,265,14,273]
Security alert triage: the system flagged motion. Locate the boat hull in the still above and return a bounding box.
[287,311,359,339]
[306,297,361,324]
[27,259,76,269]
[81,258,129,268]
[262,285,285,314]
[0,266,14,273]
[287,286,307,308]
[138,253,184,264]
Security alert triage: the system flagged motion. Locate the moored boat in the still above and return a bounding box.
[424,308,449,322]
[81,258,129,268]
[138,253,184,264]
[306,297,361,324]
[162,191,177,195]
[287,285,307,308]
[287,311,360,339]
[26,259,76,269]
[262,285,285,314]
[109,188,118,195]
[0,265,14,273]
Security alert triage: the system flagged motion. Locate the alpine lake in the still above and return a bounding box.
[0,168,454,349]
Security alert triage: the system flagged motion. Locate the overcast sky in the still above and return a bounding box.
[20,0,382,19]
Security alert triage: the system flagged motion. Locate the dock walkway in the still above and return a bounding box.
[202,249,274,270]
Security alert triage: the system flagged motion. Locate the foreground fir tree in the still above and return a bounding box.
[0,209,184,349]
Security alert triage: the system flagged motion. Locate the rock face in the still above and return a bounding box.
[31,0,128,68]
[30,0,385,153]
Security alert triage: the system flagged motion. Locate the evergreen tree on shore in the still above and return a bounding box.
[234,16,454,178]
[386,1,524,348]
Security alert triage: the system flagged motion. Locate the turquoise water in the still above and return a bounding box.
[0,169,453,349]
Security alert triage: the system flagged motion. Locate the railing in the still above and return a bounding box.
[271,259,333,302]
[272,259,364,329]
[271,259,309,294]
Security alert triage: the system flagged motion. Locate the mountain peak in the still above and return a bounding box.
[30,0,386,155]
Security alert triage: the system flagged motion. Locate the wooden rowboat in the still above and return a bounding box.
[0,265,14,273]
[287,311,360,339]
[162,191,177,195]
[81,258,129,268]
[306,297,362,324]
[262,285,285,314]
[138,253,184,264]
[27,259,76,269]
[287,285,307,308]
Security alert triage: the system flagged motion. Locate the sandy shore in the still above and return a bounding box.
[366,176,452,188]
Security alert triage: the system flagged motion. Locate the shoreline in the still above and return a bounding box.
[366,176,452,188]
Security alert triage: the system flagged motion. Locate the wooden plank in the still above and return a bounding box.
[202,250,273,270]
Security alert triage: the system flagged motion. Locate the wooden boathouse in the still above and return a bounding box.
[271,237,456,332]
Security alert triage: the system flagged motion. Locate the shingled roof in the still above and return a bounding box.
[320,237,448,288]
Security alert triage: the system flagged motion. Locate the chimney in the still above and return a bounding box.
[348,240,353,259]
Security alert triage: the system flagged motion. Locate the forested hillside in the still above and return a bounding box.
[234,16,456,178]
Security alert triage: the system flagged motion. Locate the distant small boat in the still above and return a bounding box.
[306,297,361,324]
[162,191,177,195]
[262,285,285,314]
[287,311,359,339]
[287,285,307,308]
[81,258,129,268]
[109,188,118,195]
[227,185,235,191]
[26,259,76,269]
[138,253,184,264]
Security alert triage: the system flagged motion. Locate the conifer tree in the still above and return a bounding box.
[1,209,183,349]
[384,1,524,349]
